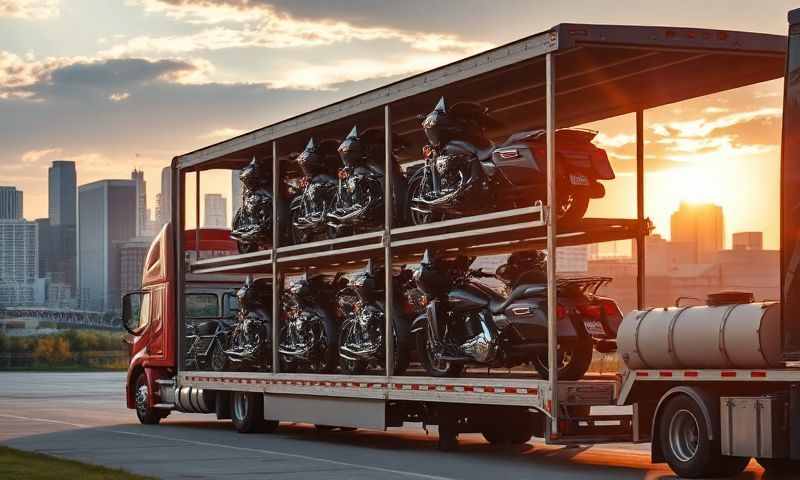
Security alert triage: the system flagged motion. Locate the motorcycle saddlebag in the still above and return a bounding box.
[503,299,547,340]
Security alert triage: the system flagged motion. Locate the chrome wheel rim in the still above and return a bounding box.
[234,393,248,421]
[668,409,700,463]
[211,342,226,371]
[135,382,149,418]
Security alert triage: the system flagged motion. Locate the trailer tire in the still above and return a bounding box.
[231,391,267,434]
[658,394,748,478]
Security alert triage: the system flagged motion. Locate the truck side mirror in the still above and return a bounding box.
[122,291,148,335]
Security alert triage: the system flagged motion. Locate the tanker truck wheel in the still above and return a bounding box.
[231,391,279,434]
[658,394,749,478]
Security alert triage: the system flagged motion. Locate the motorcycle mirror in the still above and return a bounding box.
[365,258,375,274]
[420,249,433,265]
[433,96,447,112]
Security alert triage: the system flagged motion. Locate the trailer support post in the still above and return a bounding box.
[545,52,559,435]
[195,170,200,260]
[175,166,185,373]
[272,142,280,373]
[636,110,645,309]
[384,104,394,378]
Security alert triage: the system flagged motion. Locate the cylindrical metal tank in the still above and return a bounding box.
[174,387,215,413]
[617,302,781,370]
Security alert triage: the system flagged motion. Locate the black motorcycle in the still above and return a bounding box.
[231,156,274,253]
[336,261,418,375]
[407,97,615,225]
[411,250,623,380]
[290,138,341,244]
[223,278,273,371]
[185,317,233,371]
[278,274,346,373]
[328,126,409,234]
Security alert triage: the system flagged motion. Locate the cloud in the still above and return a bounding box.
[109,92,130,102]
[114,1,492,56]
[0,0,59,19]
[202,127,247,139]
[21,147,60,163]
[593,132,635,149]
[650,108,781,138]
[0,51,208,100]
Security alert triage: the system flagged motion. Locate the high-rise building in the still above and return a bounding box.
[231,169,242,221]
[131,169,149,237]
[34,218,51,278]
[156,166,172,227]
[670,202,724,264]
[732,231,763,251]
[557,245,589,273]
[0,219,38,307]
[119,237,152,296]
[48,161,76,226]
[45,161,78,291]
[78,179,136,312]
[0,186,23,220]
[204,194,227,228]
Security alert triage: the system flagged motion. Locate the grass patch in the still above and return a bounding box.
[0,446,153,480]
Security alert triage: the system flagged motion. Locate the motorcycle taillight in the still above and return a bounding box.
[556,304,567,319]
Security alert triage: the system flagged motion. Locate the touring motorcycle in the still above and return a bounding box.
[327,126,409,234]
[411,249,623,380]
[336,261,421,375]
[407,97,615,225]
[290,138,341,244]
[223,278,273,371]
[231,156,274,253]
[184,316,233,371]
[279,274,347,373]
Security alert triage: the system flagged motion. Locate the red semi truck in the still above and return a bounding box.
[123,13,800,478]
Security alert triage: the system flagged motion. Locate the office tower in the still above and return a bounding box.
[156,166,172,227]
[35,218,51,278]
[0,219,38,307]
[45,160,78,291]
[48,161,76,225]
[732,231,763,251]
[0,186,23,220]
[78,179,136,312]
[231,169,242,221]
[204,194,227,228]
[670,202,724,264]
[131,169,149,237]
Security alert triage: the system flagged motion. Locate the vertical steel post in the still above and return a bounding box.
[272,143,280,374]
[195,170,201,260]
[384,105,395,378]
[175,166,185,374]
[635,110,645,309]
[545,52,559,436]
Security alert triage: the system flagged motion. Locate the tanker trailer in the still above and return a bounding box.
[617,292,782,370]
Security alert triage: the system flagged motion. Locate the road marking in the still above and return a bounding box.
[0,414,456,480]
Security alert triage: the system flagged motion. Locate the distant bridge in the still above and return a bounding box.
[0,307,120,330]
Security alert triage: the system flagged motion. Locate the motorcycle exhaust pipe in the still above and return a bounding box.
[327,203,371,223]
[340,343,381,359]
[278,345,313,361]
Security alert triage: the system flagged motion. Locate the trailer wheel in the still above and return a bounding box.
[658,394,748,478]
[482,413,535,446]
[134,372,163,425]
[231,391,278,433]
[438,423,459,452]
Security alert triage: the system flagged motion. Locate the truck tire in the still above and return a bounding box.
[757,457,798,473]
[134,372,164,425]
[482,412,535,446]
[231,391,278,433]
[658,394,749,478]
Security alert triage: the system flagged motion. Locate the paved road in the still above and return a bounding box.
[0,372,767,479]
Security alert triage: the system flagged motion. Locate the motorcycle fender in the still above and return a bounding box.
[588,181,605,199]
[410,313,428,334]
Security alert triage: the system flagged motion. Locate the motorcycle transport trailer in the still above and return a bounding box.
[121,17,800,478]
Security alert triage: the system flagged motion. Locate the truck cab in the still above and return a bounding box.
[122,223,239,424]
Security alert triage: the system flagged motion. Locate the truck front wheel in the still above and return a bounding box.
[231,391,279,434]
[134,372,164,425]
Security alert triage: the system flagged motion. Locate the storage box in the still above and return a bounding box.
[720,395,788,458]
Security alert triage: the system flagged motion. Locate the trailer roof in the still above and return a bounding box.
[174,23,786,172]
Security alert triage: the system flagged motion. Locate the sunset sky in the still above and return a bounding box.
[0,0,794,248]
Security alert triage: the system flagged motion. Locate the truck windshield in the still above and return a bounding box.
[185,293,220,319]
[222,292,240,319]
[783,19,800,359]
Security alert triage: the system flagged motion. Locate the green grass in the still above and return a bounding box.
[0,446,153,480]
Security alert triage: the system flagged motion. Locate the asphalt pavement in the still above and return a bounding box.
[0,372,768,479]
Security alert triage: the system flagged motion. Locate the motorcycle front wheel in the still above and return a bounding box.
[210,339,228,372]
[530,337,593,381]
[415,327,463,378]
[338,318,368,374]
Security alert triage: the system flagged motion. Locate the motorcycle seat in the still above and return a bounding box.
[194,320,220,335]
[489,284,547,314]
